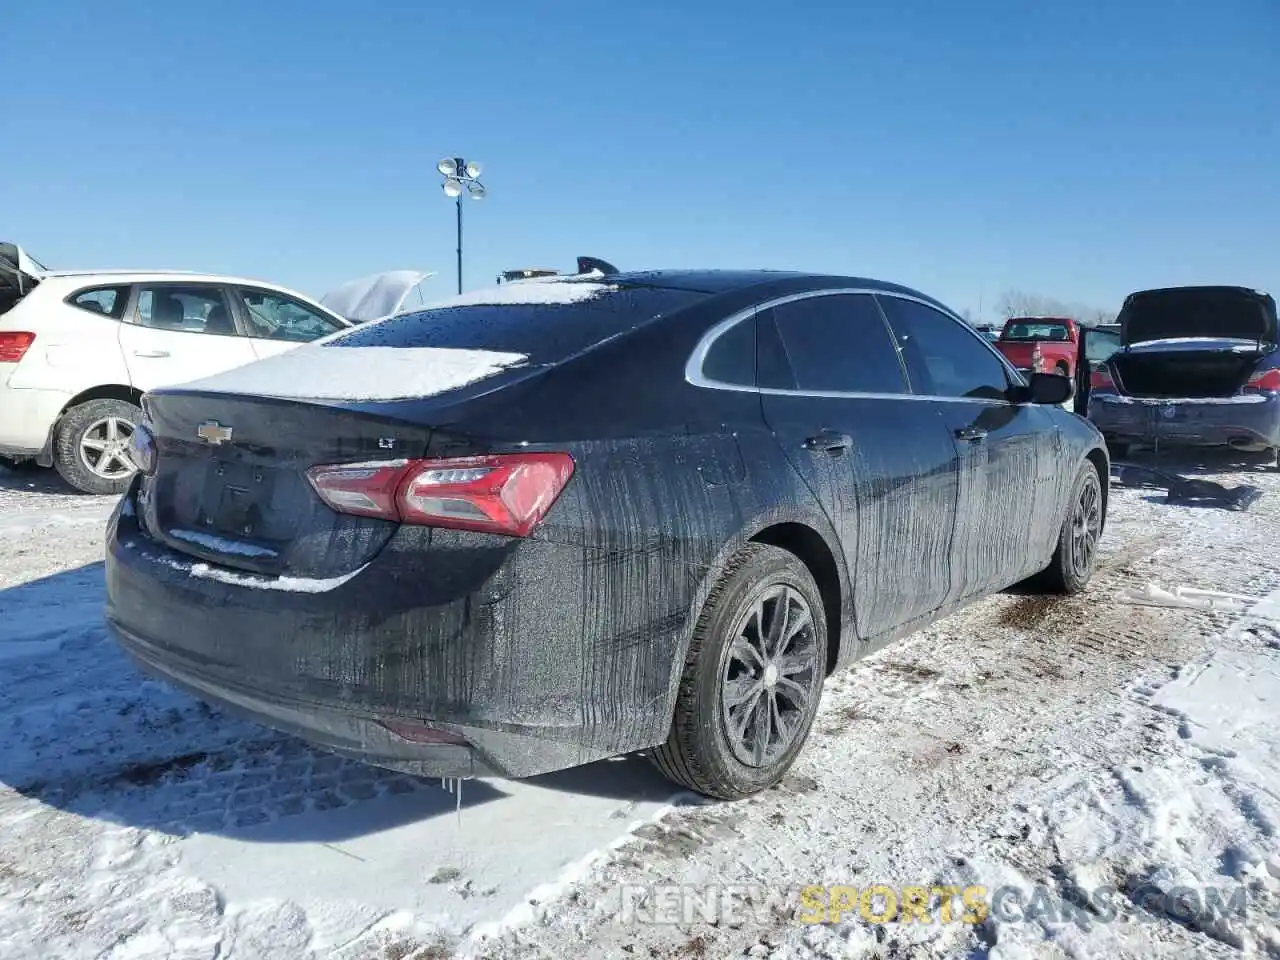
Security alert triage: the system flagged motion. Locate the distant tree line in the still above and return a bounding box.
[975,289,1117,327]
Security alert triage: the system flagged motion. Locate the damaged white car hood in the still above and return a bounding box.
[320,270,434,324]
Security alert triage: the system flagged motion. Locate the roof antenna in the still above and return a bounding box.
[577,256,618,276]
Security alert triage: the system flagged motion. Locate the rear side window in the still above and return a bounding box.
[331,285,704,365]
[69,286,129,319]
[769,293,907,393]
[701,313,756,386]
[135,285,242,337]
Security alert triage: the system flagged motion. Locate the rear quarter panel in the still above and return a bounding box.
[4,284,130,394]
[432,292,850,750]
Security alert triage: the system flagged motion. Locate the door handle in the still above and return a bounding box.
[955,426,988,443]
[803,431,853,454]
[132,349,171,358]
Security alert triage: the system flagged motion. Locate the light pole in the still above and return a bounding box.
[437,157,486,294]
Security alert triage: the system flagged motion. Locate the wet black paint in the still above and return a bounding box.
[107,270,1109,781]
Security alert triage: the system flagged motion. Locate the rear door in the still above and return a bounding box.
[118,283,258,391]
[758,291,959,641]
[878,295,1057,600]
[231,286,350,360]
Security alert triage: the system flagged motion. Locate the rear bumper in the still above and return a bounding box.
[1087,393,1280,449]
[0,379,65,461]
[104,486,685,779]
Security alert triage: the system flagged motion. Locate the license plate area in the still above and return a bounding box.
[199,460,277,539]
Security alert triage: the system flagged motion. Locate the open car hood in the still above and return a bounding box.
[0,242,45,296]
[1119,286,1277,347]
[320,270,435,324]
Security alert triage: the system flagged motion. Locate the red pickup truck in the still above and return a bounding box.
[993,317,1080,379]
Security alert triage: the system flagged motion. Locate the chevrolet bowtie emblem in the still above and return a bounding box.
[196,420,233,445]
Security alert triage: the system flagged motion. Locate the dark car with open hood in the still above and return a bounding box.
[105,269,1108,799]
[1088,286,1280,460]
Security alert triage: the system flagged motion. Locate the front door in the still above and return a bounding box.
[757,292,959,642]
[878,294,1051,601]
[118,283,258,391]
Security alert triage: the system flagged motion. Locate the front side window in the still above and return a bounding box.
[135,285,241,337]
[878,296,1011,401]
[238,289,345,342]
[69,286,129,319]
[769,293,907,394]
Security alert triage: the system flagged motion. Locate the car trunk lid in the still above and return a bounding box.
[1119,286,1277,348]
[0,242,45,316]
[137,390,448,579]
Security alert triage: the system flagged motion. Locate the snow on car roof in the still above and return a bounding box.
[176,344,528,402]
[420,274,618,309]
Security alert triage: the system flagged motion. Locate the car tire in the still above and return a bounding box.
[650,543,828,800]
[1029,461,1103,595]
[54,398,142,495]
[1055,362,1070,377]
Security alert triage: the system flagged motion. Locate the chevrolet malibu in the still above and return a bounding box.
[106,269,1107,799]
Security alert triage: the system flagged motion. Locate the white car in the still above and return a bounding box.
[0,244,361,494]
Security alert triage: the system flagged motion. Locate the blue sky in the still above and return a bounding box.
[5,0,1276,320]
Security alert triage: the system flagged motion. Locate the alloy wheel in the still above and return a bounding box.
[79,417,136,480]
[720,584,822,768]
[1070,473,1102,579]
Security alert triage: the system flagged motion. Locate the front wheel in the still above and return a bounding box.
[1030,462,1103,595]
[53,398,142,495]
[650,543,828,800]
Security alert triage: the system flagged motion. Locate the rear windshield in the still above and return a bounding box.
[1002,321,1071,341]
[328,284,705,364]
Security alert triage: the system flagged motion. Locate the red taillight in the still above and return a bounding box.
[306,452,575,537]
[1090,366,1116,390]
[0,332,35,363]
[306,459,412,519]
[1246,368,1280,392]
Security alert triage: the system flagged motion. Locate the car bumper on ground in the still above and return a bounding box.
[104,486,685,780]
[1087,393,1280,450]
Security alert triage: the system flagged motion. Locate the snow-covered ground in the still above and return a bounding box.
[2,455,1279,959]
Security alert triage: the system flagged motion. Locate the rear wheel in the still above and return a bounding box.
[54,398,142,495]
[1054,362,1070,377]
[650,543,827,800]
[1029,461,1103,595]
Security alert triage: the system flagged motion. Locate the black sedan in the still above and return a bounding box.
[106,270,1107,800]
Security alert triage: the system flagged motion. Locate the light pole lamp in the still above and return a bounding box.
[438,157,486,294]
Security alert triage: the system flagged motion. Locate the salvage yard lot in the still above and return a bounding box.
[2,458,1279,960]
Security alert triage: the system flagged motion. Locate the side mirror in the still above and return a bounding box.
[1012,371,1073,405]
